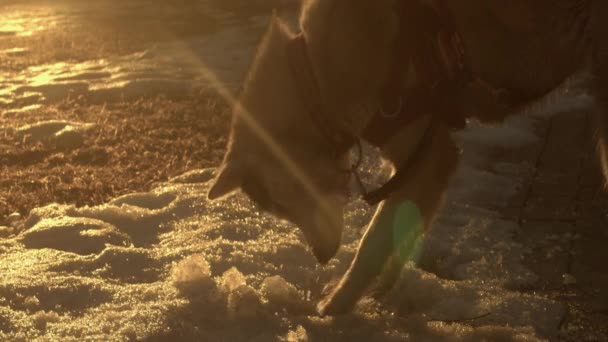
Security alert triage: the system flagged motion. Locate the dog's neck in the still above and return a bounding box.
[230,17,332,155]
[299,0,401,137]
[231,1,402,153]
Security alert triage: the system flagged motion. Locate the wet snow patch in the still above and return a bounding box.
[19,216,131,255]
[1,18,267,111]
[14,120,95,149]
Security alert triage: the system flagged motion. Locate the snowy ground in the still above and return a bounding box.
[1,94,594,341]
[0,1,602,341]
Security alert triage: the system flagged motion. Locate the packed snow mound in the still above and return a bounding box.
[261,275,306,313]
[19,216,131,255]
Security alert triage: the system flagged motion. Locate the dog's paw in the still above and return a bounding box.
[316,294,342,317]
[316,285,357,316]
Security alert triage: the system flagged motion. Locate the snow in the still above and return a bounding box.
[14,120,95,149]
[261,275,303,310]
[1,20,267,113]
[19,216,131,255]
[171,254,216,297]
[1,90,591,340]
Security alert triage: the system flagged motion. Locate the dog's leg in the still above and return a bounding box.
[317,123,459,316]
[591,1,608,184]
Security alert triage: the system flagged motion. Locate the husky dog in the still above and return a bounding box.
[209,0,608,315]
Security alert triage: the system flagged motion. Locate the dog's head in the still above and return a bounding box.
[207,17,351,264]
[208,133,350,264]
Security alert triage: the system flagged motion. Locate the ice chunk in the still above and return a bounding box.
[562,273,577,285]
[284,325,309,342]
[226,284,263,320]
[32,310,60,331]
[172,254,216,298]
[217,267,264,319]
[6,212,22,227]
[23,296,40,310]
[261,275,303,312]
[219,267,247,294]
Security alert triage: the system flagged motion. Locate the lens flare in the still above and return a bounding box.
[392,200,424,263]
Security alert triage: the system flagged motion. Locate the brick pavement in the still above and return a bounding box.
[495,109,608,341]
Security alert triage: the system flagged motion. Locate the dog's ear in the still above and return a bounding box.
[208,160,243,200]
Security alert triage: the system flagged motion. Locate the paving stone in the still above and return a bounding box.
[580,167,603,188]
[570,236,608,312]
[530,178,579,199]
[537,162,582,180]
[500,206,523,220]
[517,222,574,289]
[483,108,608,340]
[491,146,543,166]
[546,111,588,145]
[522,197,578,221]
[574,220,608,238]
[578,187,599,202]
[578,200,608,221]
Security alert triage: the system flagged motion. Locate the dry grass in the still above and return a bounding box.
[0,1,268,223]
[0,0,296,223]
[0,94,231,223]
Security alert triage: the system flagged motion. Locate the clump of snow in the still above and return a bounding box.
[199,267,267,320]
[219,267,247,293]
[32,311,60,331]
[15,120,95,149]
[23,296,40,310]
[0,226,14,238]
[283,325,309,342]
[261,275,305,313]
[562,273,577,285]
[225,283,264,320]
[6,212,22,227]
[171,254,217,298]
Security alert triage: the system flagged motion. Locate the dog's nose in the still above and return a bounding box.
[307,209,344,264]
[311,242,340,264]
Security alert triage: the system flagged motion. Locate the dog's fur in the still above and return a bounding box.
[209,0,608,315]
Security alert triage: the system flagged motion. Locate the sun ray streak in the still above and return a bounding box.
[194,55,340,224]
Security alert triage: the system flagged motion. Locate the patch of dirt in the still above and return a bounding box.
[0,94,231,223]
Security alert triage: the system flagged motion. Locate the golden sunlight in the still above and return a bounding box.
[0,8,56,37]
[0,1,606,340]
